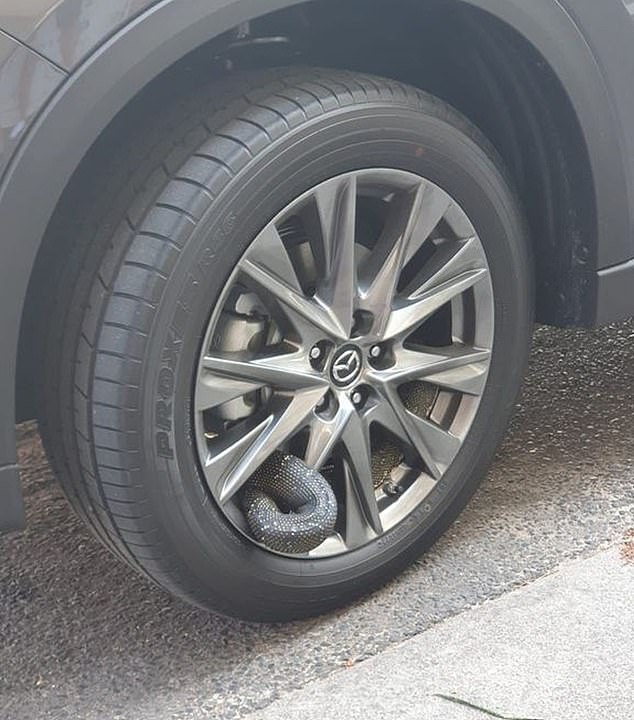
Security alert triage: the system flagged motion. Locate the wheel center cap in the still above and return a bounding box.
[330,345,363,387]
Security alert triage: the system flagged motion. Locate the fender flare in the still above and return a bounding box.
[0,0,630,520]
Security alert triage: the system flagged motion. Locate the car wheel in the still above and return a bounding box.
[41,68,532,621]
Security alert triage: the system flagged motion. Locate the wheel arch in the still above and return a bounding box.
[0,0,629,524]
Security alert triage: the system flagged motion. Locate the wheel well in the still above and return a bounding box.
[16,0,595,421]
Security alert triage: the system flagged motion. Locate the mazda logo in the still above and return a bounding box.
[330,347,363,387]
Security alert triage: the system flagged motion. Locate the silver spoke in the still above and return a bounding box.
[403,183,453,266]
[362,395,412,447]
[245,223,303,292]
[422,357,490,396]
[240,256,345,341]
[202,416,274,501]
[379,385,461,480]
[314,175,358,338]
[206,387,326,504]
[196,373,263,411]
[358,182,453,330]
[305,400,354,469]
[402,236,484,297]
[342,462,378,549]
[358,184,426,336]
[384,268,487,340]
[340,398,383,536]
[202,351,328,392]
[370,346,491,395]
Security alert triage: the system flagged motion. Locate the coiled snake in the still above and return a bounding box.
[242,452,338,554]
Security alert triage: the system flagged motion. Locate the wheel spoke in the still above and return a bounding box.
[314,175,358,338]
[342,462,378,549]
[402,183,453,266]
[196,373,263,411]
[202,415,274,501]
[357,182,454,336]
[377,385,461,480]
[369,346,491,395]
[384,268,487,340]
[402,235,484,298]
[205,387,326,504]
[244,223,303,292]
[362,395,412,447]
[340,398,383,537]
[420,355,490,396]
[358,184,425,335]
[240,223,345,341]
[305,400,354,469]
[202,350,328,392]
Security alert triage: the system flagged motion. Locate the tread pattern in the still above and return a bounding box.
[40,66,508,605]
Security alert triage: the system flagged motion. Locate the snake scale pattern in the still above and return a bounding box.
[242,452,338,554]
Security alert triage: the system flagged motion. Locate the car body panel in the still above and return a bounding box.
[0,25,14,56]
[0,464,23,532]
[560,0,634,267]
[0,0,57,39]
[0,29,64,179]
[0,0,158,70]
[1,0,634,531]
[466,0,634,270]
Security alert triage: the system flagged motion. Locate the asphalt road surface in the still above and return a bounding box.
[2,323,634,720]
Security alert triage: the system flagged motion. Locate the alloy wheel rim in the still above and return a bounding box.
[194,169,494,558]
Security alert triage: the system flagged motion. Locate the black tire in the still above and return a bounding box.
[41,67,532,621]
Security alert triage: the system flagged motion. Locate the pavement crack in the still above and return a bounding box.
[433,693,543,720]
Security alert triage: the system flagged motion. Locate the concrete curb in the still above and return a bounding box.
[247,545,633,720]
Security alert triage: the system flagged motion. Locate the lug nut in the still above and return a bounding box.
[310,345,322,360]
[352,391,363,406]
[383,481,404,497]
[369,345,382,359]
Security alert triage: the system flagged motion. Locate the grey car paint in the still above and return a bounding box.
[1,0,634,236]
[0,29,64,179]
[2,0,634,532]
[0,30,61,529]
[0,0,157,70]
